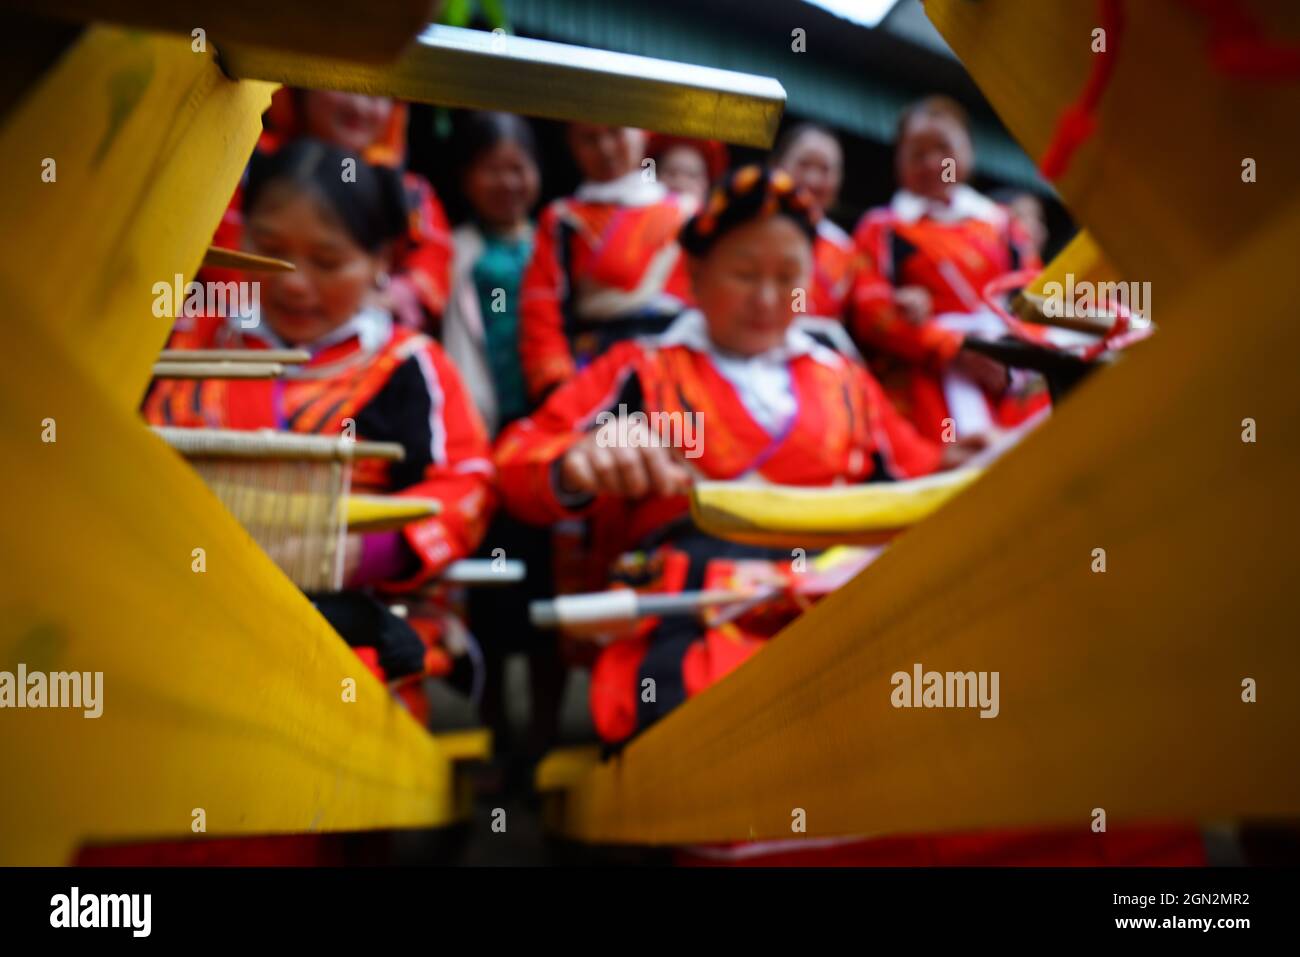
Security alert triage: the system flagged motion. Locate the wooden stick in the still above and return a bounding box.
[158,349,310,364]
[202,246,295,273]
[440,559,526,586]
[152,361,284,379]
[345,494,441,532]
[530,589,758,630]
[155,426,405,462]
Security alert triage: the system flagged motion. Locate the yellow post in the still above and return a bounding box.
[0,27,458,865]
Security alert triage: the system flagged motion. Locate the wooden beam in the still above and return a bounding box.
[0,26,275,411]
[220,24,786,148]
[0,26,460,865]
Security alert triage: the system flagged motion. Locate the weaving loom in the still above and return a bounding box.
[0,0,786,863]
[155,427,407,592]
[3,0,1295,870]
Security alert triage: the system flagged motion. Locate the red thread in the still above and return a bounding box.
[979,269,1153,362]
[1038,0,1126,181]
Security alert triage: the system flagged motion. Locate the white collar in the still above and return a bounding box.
[890,184,1006,226]
[235,304,394,353]
[655,309,838,367]
[575,169,668,207]
[816,217,851,246]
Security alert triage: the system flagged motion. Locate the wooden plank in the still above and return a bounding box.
[537,747,601,792]
[690,470,980,548]
[550,197,1300,843]
[0,26,459,865]
[0,26,276,411]
[434,729,493,764]
[221,24,786,148]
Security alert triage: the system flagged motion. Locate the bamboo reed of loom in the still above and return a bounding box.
[152,361,286,379]
[201,246,295,272]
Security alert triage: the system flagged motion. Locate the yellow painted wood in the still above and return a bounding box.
[689,470,981,548]
[1022,232,1114,301]
[548,3,1300,843]
[0,26,276,411]
[924,0,1300,291]
[550,198,1300,843]
[1015,230,1127,333]
[0,27,458,865]
[346,495,442,533]
[434,729,493,764]
[536,747,602,793]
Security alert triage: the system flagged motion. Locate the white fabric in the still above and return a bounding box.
[442,224,494,433]
[656,309,838,436]
[574,169,667,207]
[890,183,1006,227]
[932,308,1008,437]
[816,216,852,248]
[235,304,393,354]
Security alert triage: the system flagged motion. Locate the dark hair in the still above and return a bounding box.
[679,165,819,257]
[244,138,409,252]
[896,95,971,143]
[771,121,839,165]
[455,111,538,174]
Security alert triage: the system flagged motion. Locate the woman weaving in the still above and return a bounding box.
[145,140,495,715]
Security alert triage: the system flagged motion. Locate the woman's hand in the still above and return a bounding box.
[938,432,993,471]
[558,422,693,500]
[893,285,933,325]
[953,346,1010,395]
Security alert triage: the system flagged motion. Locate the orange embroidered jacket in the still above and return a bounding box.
[496,310,941,549]
[849,186,1045,439]
[519,172,694,402]
[143,310,495,590]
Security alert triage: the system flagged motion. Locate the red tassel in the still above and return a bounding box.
[1038,0,1126,181]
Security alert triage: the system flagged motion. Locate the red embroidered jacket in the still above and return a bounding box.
[808,218,859,320]
[206,92,453,326]
[849,190,1045,439]
[496,313,941,742]
[519,178,694,402]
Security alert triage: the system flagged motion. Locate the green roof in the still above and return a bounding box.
[504,0,1047,190]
